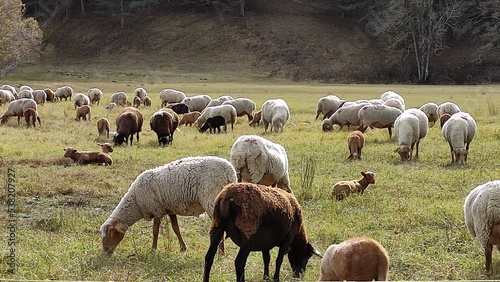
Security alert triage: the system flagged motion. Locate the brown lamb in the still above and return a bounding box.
[331,171,375,200]
[347,130,365,160]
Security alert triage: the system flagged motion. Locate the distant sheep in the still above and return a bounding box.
[134,87,147,102]
[322,102,368,132]
[230,135,292,193]
[1,84,17,99]
[419,102,439,126]
[222,98,256,122]
[133,96,141,108]
[316,95,345,120]
[97,118,110,138]
[159,89,186,106]
[149,108,179,146]
[181,94,212,112]
[204,182,321,282]
[55,86,73,101]
[394,108,429,161]
[0,89,15,105]
[261,98,290,132]
[319,236,389,281]
[18,89,34,100]
[104,102,118,111]
[44,88,55,102]
[114,107,144,146]
[1,98,38,125]
[441,112,477,165]
[464,180,500,272]
[347,130,365,160]
[195,104,237,130]
[199,115,226,133]
[357,104,402,138]
[249,110,262,126]
[75,105,92,121]
[438,102,461,128]
[179,111,201,126]
[380,90,405,107]
[19,85,33,92]
[63,145,113,166]
[166,102,190,115]
[143,96,152,107]
[100,156,237,254]
[331,171,376,200]
[73,93,91,109]
[383,98,405,112]
[110,91,130,106]
[23,108,41,128]
[32,90,47,105]
[87,88,103,106]
[205,95,234,108]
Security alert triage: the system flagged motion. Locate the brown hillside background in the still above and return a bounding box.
[15,0,500,84]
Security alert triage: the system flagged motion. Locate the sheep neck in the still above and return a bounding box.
[358,177,371,190]
[110,192,143,227]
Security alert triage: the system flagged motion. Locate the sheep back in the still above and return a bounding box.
[222,98,256,121]
[55,86,73,101]
[261,98,290,132]
[1,98,37,125]
[149,108,179,145]
[160,89,186,106]
[181,94,212,112]
[316,95,344,120]
[114,107,144,145]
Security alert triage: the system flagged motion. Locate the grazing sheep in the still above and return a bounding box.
[23,108,41,128]
[380,90,405,107]
[1,98,37,125]
[166,102,190,115]
[179,111,201,126]
[18,89,34,100]
[222,98,256,121]
[75,105,92,121]
[319,236,389,281]
[97,118,110,138]
[249,110,262,126]
[87,88,103,105]
[441,112,477,165]
[261,98,290,132]
[316,95,345,120]
[110,91,130,106]
[440,113,452,128]
[199,115,226,133]
[55,86,73,101]
[1,84,17,99]
[143,96,152,107]
[230,135,292,193]
[104,102,118,111]
[419,102,439,126]
[322,102,368,131]
[32,90,47,105]
[181,94,212,112]
[133,96,141,108]
[114,107,144,146]
[464,180,500,272]
[347,130,365,160]
[394,108,429,161]
[149,108,179,146]
[331,171,376,200]
[63,146,112,166]
[134,87,147,101]
[44,88,55,102]
[203,182,321,282]
[100,156,237,254]
[159,89,186,106]
[205,95,234,108]
[73,93,91,109]
[0,90,15,105]
[437,101,461,119]
[195,104,237,130]
[357,104,402,138]
[19,85,33,92]
[383,98,405,112]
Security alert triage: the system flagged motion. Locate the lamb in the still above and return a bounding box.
[97,118,110,138]
[44,88,55,102]
[222,98,256,121]
[110,91,130,106]
[249,110,262,126]
[230,135,292,193]
[464,180,500,272]
[316,95,345,120]
[114,107,144,146]
[181,94,212,112]
[55,86,73,101]
[0,89,15,105]
[166,102,190,115]
[199,115,226,133]
[100,156,237,254]
[133,96,141,108]
[75,105,91,121]
[159,88,186,106]
[149,108,179,146]
[73,93,91,109]
[32,90,47,105]
[319,236,389,281]
[23,108,41,128]
[331,171,376,200]
[104,102,118,110]
[393,108,429,161]
[261,98,290,132]
[419,102,439,126]
[87,88,103,105]
[63,145,113,166]
[134,87,147,101]
[203,182,321,282]
[143,96,152,107]
[322,102,368,131]
[347,130,365,160]
[1,98,38,125]
[357,104,402,138]
[194,104,237,130]
[18,89,34,100]
[1,84,17,99]
[179,111,201,126]
[441,112,477,165]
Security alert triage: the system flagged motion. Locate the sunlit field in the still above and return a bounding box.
[0,80,499,281]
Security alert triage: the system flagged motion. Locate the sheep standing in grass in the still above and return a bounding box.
[18,89,34,100]
[464,180,500,272]
[134,87,147,102]
[23,108,41,128]
[73,93,91,109]
[419,102,439,126]
[88,88,103,105]
[316,95,345,120]
[110,91,130,106]
[204,182,321,282]
[261,98,290,132]
[347,130,365,160]
[149,108,179,146]
[199,115,226,133]
[357,104,402,138]
[381,90,405,107]
[100,156,237,254]
[394,109,429,161]
[0,90,15,105]
[222,98,256,122]
[55,86,73,101]
[32,90,47,105]
[133,96,141,108]
[166,102,190,115]
[44,88,55,102]
[97,118,110,138]
[438,102,461,127]
[441,112,477,165]
[114,107,144,146]
[75,105,91,121]
[322,102,368,131]
[195,104,237,130]
[230,135,292,193]
[319,236,389,281]
[181,94,212,112]
[143,96,152,107]
[1,98,38,125]
[249,110,262,126]
[206,95,234,108]
[160,89,186,107]
[179,111,201,126]
[1,85,17,99]
[331,171,375,200]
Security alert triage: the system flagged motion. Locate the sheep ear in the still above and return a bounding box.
[361,171,366,176]
[114,221,128,233]
[308,243,322,258]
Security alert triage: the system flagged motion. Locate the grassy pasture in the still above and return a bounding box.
[0,80,499,281]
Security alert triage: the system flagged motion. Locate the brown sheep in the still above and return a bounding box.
[44,88,55,102]
[331,171,375,200]
[440,113,452,129]
[114,107,143,146]
[143,96,152,107]
[149,108,179,146]
[347,130,365,160]
[23,108,41,128]
[179,111,201,126]
[319,236,389,281]
[63,146,112,166]
[75,105,91,121]
[248,110,262,126]
[133,96,141,108]
[97,118,110,138]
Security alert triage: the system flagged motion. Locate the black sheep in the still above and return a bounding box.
[199,115,226,134]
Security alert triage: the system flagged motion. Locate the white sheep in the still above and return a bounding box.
[464,180,500,272]
[261,98,290,132]
[159,88,186,106]
[73,93,91,109]
[222,98,256,122]
[1,84,17,99]
[441,112,477,165]
[230,135,292,193]
[19,85,33,92]
[32,90,47,105]
[419,102,439,126]
[0,89,15,105]
[205,95,234,108]
[100,156,237,254]
[322,102,368,131]
[134,87,147,102]
[394,108,429,161]
[110,91,130,106]
[55,86,73,101]
[380,90,405,107]
[194,104,237,130]
[357,104,402,138]
[1,98,37,125]
[383,98,405,112]
[316,95,345,120]
[87,88,103,106]
[181,94,212,112]
[18,89,34,100]
[319,236,389,281]
[104,102,118,110]
[437,101,461,117]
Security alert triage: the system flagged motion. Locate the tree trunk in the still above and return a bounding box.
[80,0,85,14]
[240,0,245,17]
[120,0,124,27]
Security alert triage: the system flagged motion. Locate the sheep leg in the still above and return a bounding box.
[235,245,251,282]
[387,127,392,138]
[152,217,161,250]
[272,245,289,282]
[448,143,455,163]
[486,243,493,272]
[247,113,253,122]
[414,140,420,160]
[465,142,470,163]
[203,224,225,282]
[262,250,271,280]
[168,214,187,252]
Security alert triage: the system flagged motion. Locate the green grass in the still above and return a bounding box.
[0,80,499,280]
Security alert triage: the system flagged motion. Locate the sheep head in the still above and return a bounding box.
[453,148,467,165]
[361,171,376,184]
[288,242,322,278]
[322,120,333,132]
[395,145,412,161]
[100,218,128,255]
[63,147,78,159]
[100,143,113,153]
[113,133,126,145]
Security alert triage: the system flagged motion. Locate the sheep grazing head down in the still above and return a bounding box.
[395,144,412,161]
[113,133,127,145]
[289,242,322,278]
[100,218,128,255]
[158,136,172,146]
[453,148,467,165]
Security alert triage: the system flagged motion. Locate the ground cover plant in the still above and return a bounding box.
[0,80,499,280]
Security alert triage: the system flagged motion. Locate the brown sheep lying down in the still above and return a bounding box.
[63,143,113,165]
[331,171,375,200]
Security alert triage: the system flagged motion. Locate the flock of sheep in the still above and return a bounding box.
[0,83,498,280]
